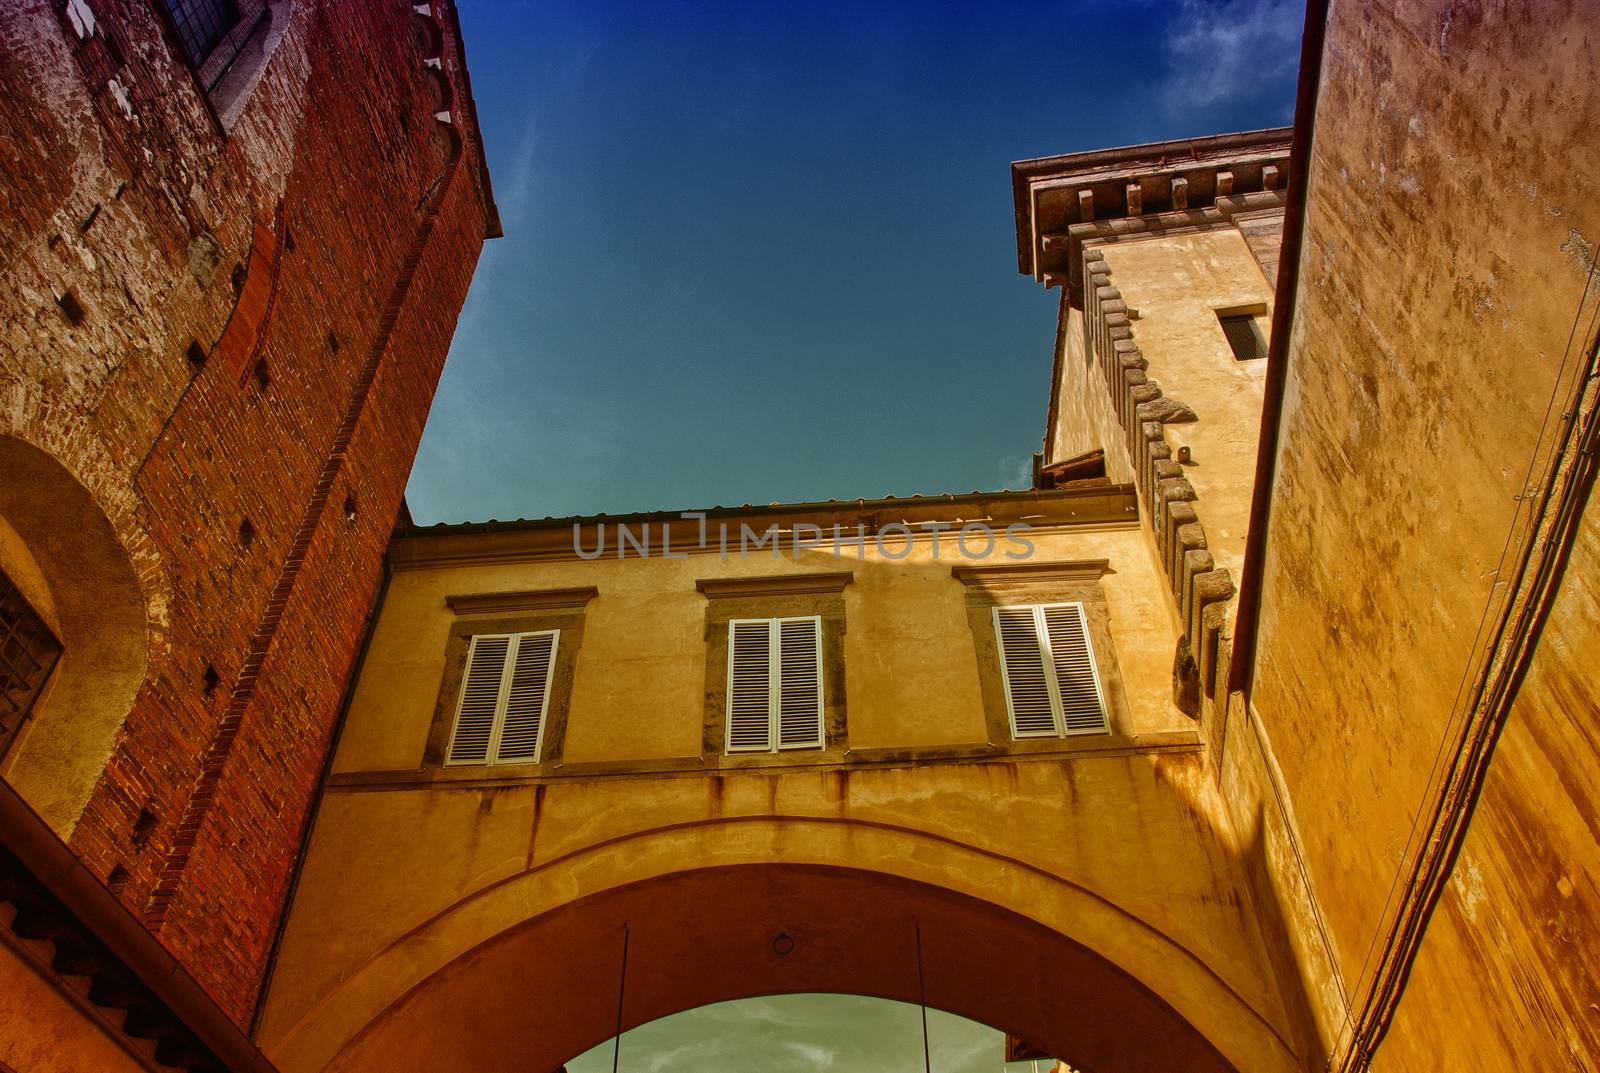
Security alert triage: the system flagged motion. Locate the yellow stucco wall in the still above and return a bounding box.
[260,501,1305,1073]
[0,939,149,1073]
[1097,229,1272,590]
[331,520,1189,775]
[1236,2,1600,1070]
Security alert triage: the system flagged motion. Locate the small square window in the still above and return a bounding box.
[726,616,825,753]
[445,631,558,765]
[1218,312,1268,361]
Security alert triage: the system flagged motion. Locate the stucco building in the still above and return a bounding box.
[3,2,1598,1073]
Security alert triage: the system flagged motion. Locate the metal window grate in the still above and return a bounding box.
[0,570,62,757]
[161,0,240,69]
[1218,312,1268,361]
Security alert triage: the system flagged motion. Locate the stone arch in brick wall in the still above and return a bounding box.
[0,435,148,836]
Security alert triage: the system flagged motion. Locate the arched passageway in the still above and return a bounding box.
[319,865,1237,1073]
[565,991,1014,1071]
[0,436,147,832]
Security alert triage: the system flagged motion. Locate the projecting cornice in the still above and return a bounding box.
[444,587,599,614]
[1011,128,1292,304]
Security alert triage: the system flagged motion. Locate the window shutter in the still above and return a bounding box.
[994,607,1058,737]
[776,617,824,749]
[727,619,773,751]
[447,634,509,763]
[495,632,557,763]
[1042,603,1109,733]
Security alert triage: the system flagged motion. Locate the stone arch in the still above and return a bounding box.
[320,865,1243,1073]
[266,819,1298,1073]
[0,436,148,834]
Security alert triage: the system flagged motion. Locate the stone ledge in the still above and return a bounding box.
[695,572,855,599]
[444,586,599,614]
[324,730,1206,791]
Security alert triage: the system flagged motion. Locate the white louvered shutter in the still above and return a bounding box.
[447,634,510,763]
[994,607,1058,737]
[727,619,774,751]
[776,617,824,749]
[1042,603,1109,733]
[494,632,557,763]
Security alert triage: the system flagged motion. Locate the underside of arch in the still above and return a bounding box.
[324,864,1237,1073]
[0,435,147,833]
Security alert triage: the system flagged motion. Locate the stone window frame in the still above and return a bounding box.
[953,561,1134,749]
[1214,302,1270,363]
[151,0,294,131]
[422,587,596,771]
[698,573,851,769]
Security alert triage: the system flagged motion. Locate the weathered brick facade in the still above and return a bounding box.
[0,0,496,1024]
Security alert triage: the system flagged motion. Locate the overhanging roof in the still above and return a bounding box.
[1011,128,1292,296]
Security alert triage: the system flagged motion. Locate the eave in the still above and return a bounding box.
[1011,127,1292,303]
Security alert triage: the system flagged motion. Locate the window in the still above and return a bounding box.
[726,616,824,753]
[159,0,285,129]
[161,0,239,69]
[992,603,1109,737]
[445,631,558,765]
[0,569,63,758]
[1217,311,1268,361]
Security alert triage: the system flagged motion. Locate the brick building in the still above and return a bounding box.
[4,2,1599,1073]
[0,0,497,1064]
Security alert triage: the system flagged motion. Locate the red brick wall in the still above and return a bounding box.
[0,0,493,1023]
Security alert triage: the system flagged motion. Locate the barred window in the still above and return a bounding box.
[0,570,62,757]
[1218,311,1268,361]
[161,0,240,69]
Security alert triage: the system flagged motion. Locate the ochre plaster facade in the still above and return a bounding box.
[1236,2,1600,1069]
[3,3,1598,1073]
[259,496,1301,1073]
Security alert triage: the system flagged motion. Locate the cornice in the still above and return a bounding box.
[1012,128,1292,303]
[444,586,598,614]
[950,560,1110,590]
[389,488,1140,570]
[695,572,854,599]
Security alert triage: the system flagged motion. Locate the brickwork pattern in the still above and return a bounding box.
[0,0,492,1022]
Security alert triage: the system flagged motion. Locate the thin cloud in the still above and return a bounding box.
[567,994,1002,1072]
[495,117,541,232]
[998,454,1034,490]
[1160,0,1301,118]
[781,1040,839,1069]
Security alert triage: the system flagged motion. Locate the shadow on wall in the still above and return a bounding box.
[0,436,147,835]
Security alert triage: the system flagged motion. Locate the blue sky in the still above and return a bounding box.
[406,0,1302,524]
[404,2,1300,1067]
